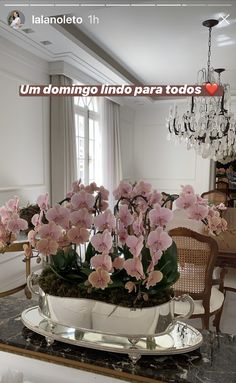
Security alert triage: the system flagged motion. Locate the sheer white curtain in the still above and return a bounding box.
[101,98,123,208]
[50,75,77,203]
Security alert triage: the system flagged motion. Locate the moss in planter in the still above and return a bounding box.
[39,268,174,308]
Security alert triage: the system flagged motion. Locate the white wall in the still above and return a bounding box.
[0,36,50,206]
[0,36,50,293]
[120,100,211,195]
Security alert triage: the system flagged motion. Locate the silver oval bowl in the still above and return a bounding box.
[37,287,194,338]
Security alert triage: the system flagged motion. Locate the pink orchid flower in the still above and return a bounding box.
[99,186,109,201]
[180,185,195,194]
[37,193,49,211]
[38,221,62,241]
[100,201,109,211]
[67,227,90,245]
[147,227,172,253]
[123,257,144,280]
[31,213,41,229]
[71,190,95,211]
[113,180,133,199]
[0,207,11,224]
[208,216,227,235]
[118,205,134,227]
[148,190,162,205]
[6,197,19,212]
[46,204,70,229]
[90,253,113,272]
[125,281,137,293]
[146,270,163,289]
[149,204,173,227]
[187,203,209,221]
[85,182,98,194]
[28,230,37,247]
[147,249,163,272]
[94,209,116,231]
[6,213,28,234]
[217,203,227,211]
[31,211,44,231]
[112,256,125,270]
[175,193,196,209]
[135,197,148,212]
[91,229,113,253]
[88,267,111,289]
[118,223,128,244]
[36,238,58,256]
[71,180,82,193]
[70,208,93,228]
[113,181,132,199]
[208,207,220,218]
[196,195,208,205]
[126,235,144,257]
[132,213,144,236]
[133,180,152,197]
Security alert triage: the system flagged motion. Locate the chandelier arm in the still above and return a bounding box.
[188,124,196,133]
[168,123,172,134]
[220,91,228,114]
[191,97,194,113]
[221,120,230,137]
[173,119,180,135]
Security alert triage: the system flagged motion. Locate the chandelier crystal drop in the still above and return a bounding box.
[166,19,236,162]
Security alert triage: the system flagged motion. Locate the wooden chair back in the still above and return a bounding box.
[0,241,31,298]
[201,190,227,205]
[169,228,218,309]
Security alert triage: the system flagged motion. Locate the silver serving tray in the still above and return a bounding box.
[21,307,203,362]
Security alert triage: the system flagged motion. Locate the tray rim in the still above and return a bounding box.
[21,306,203,357]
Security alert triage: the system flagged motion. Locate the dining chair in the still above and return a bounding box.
[215,181,229,195]
[0,242,32,298]
[169,227,225,331]
[201,189,227,206]
[161,192,179,210]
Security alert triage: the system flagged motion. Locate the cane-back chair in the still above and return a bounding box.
[169,227,225,331]
[201,190,227,206]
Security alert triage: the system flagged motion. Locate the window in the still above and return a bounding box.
[74,96,102,185]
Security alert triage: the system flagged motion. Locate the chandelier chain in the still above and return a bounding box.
[207,27,212,83]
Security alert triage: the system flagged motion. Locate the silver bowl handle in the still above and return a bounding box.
[27,272,40,296]
[172,294,194,322]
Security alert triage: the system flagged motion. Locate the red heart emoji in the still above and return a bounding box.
[205,83,218,96]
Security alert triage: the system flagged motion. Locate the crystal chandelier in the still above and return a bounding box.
[167,19,236,162]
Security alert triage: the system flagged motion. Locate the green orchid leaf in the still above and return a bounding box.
[85,242,96,264]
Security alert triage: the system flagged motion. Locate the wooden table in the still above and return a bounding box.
[215,208,236,268]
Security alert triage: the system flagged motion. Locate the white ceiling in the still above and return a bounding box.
[0,0,236,103]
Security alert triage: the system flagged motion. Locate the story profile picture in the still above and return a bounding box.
[8,10,25,30]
